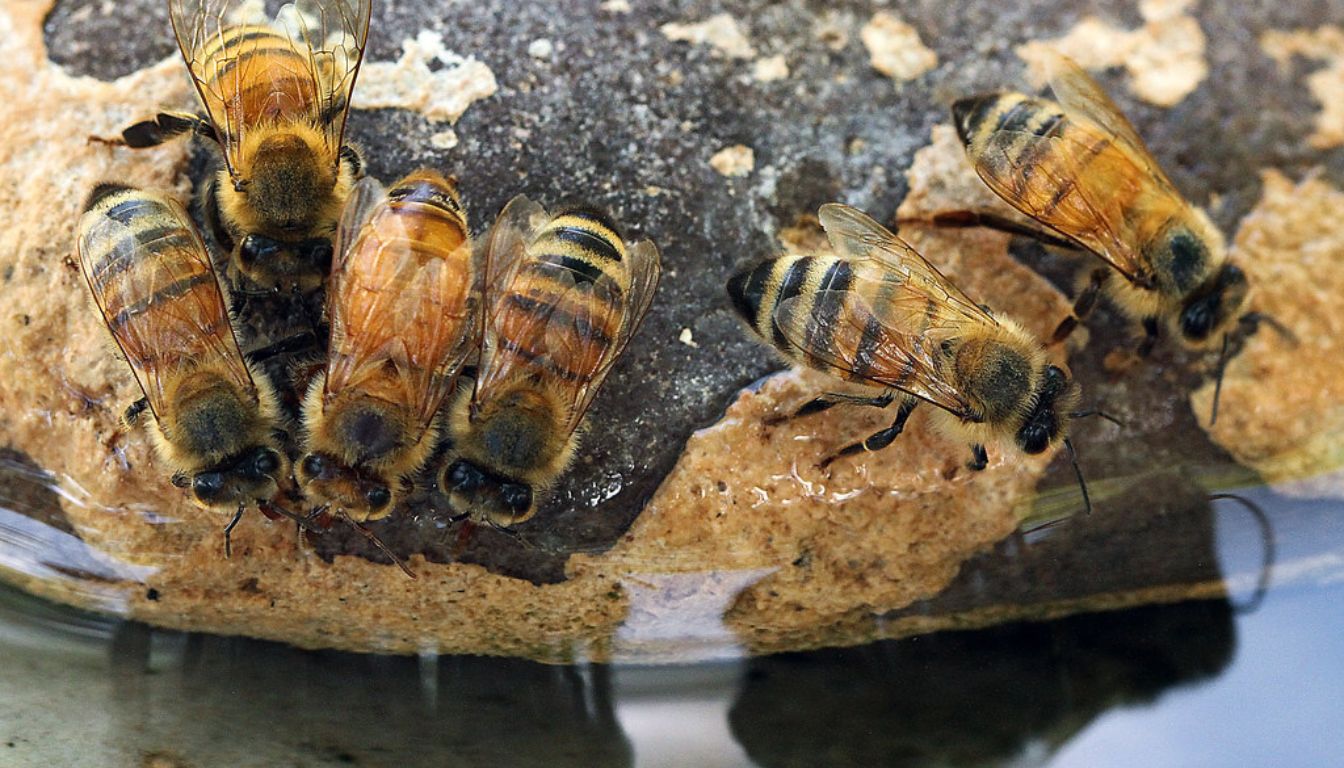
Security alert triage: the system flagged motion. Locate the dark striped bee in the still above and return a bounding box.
[943,52,1266,420]
[76,184,290,553]
[728,203,1086,487]
[298,171,478,523]
[96,0,371,293]
[441,198,661,527]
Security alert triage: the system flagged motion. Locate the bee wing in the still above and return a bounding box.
[77,198,256,423]
[168,0,371,180]
[967,54,1185,287]
[566,237,661,428]
[333,175,386,262]
[1040,51,1175,188]
[324,184,476,432]
[476,210,661,437]
[770,204,1002,419]
[819,203,995,327]
[473,194,549,402]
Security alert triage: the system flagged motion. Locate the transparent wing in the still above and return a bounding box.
[567,237,660,429]
[773,274,979,419]
[473,195,549,404]
[77,198,255,421]
[476,205,661,436]
[168,0,371,179]
[325,184,476,432]
[1040,50,1176,189]
[818,203,996,327]
[971,123,1162,286]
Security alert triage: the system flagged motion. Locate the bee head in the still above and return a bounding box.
[1015,365,1079,455]
[442,459,536,528]
[244,133,332,236]
[296,452,395,522]
[1178,263,1249,346]
[188,445,288,508]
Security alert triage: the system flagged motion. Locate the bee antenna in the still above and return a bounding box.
[1210,333,1231,427]
[340,512,417,580]
[1239,311,1298,346]
[1069,408,1125,428]
[1208,493,1275,614]
[1063,438,1092,516]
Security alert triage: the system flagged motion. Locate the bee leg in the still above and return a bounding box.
[967,444,989,472]
[820,399,917,469]
[90,111,217,148]
[925,211,1081,251]
[1051,268,1108,344]
[775,391,894,426]
[123,397,150,426]
[1137,318,1161,358]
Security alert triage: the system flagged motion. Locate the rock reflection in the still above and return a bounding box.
[729,598,1235,768]
[104,629,632,767]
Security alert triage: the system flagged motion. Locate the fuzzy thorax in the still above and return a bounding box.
[216,124,350,241]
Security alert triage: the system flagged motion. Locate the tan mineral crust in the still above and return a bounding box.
[1,0,1329,663]
[1017,0,1207,107]
[1261,26,1344,149]
[1190,170,1344,489]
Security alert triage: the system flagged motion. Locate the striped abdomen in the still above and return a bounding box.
[952,92,1146,224]
[198,25,321,128]
[325,169,474,430]
[496,210,631,383]
[79,186,242,387]
[727,254,948,388]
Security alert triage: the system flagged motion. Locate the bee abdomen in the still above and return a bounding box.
[532,211,628,285]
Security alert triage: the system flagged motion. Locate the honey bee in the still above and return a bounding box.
[77,184,290,553]
[727,203,1089,503]
[297,170,478,523]
[97,0,371,293]
[943,53,1266,420]
[441,198,661,527]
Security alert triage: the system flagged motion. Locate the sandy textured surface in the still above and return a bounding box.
[1262,26,1344,149]
[1191,170,1344,487]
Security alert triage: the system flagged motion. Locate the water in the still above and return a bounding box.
[1,483,1339,766]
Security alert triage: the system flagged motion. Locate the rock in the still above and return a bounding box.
[3,0,1341,661]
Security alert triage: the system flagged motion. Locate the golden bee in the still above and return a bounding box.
[297,170,478,523]
[76,184,290,553]
[944,52,1264,421]
[727,203,1088,499]
[98,0,371,293]
[441,198,661,527]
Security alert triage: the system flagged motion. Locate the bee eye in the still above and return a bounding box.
[192,472,226,501]
[238,234,281,268]
[1017,421,1053,455]
[365,486,392,511]
[501,484,532,515]
[301,454,326,479]
[252,448,280,477]
[445,461,482,492]
[1180,300,1216,342]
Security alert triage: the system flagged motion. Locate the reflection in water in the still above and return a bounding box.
[98,629,632,767]
[729,599,1235,768]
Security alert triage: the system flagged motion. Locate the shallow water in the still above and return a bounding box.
[2,484,1339,766]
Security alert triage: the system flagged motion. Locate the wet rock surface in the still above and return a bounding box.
[2,0,1340,658]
